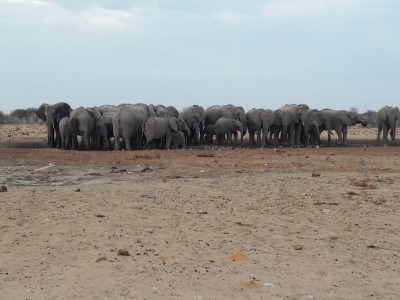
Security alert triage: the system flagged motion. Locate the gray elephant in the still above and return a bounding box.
[275,104,310,146]
[303,109,325,146]
[179,105,205,145]
[143,117,190,149]
[171,131,186,149]
[67,107,97,150]
[214,117,243,146]
[246,108,278,146]
[205,105,247,141]
[204,125,216,144]
[317,109,367,145]
[376,105,400,144]
[113,104,150,150]
[93,105,119,150]
[36,102,72,148]
[59,116,71,150]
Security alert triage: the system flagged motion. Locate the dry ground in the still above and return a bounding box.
[0,124,400,300]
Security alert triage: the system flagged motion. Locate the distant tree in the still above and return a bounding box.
[349,106,359,113]
[0,110,6,124]
[8,107,41,124]
[360,110,377,128]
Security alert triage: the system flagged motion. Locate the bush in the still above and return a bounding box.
[8,108,42,124]
[361,110,377,128]
[0,110,6,124]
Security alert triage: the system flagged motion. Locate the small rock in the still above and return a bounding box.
[347,191,358,196]
[95,214,106,218]
[75,188,81,192]
[323,209,331,213]
[118,249,131,256]
[0,186,7,192]
[311,171,320,177]
[141,166,152,172]
[197,209,208,215]
[34,164,57,174]
[294,245,303,250]
[95,256,107,262]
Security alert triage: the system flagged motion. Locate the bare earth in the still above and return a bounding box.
[0,124,399,300]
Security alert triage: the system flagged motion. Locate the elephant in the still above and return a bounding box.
[67,107,97,150]
[36,102,72,148]
[205,105,247,142]
[214,117,243,146]
[143,117,190,149]
[246,108,279,146]
[317,109,367,145]
[275,104,310,146]
[171,131,186,149]
[59,116,71,150]
[376,105,400,144]
[93,105,119,150]
[113,104,150,150]
[179,105,205,145]
[204,125,216,144]
[303,109,325,146]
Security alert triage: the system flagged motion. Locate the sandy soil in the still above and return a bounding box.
[1,124,400,300]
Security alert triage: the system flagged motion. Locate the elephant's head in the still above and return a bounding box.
[343,111,367,127]
[169,117,190,137]
[178,119,191,137]
[232,106,247,136]
[36,103,48,122]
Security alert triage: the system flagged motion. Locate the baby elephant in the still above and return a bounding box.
[143,117,190,149]
[214,117,243,145]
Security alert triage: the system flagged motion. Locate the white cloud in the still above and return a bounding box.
[213,12,249,23]
[77,6,134,30]
[263,0,379,20]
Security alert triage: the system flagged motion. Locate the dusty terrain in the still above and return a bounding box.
[1,124,400,300]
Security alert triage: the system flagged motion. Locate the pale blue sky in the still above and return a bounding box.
[1,0,399,113]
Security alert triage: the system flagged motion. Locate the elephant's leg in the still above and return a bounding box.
[294,124,301,146]
[123,134,132,150]
[288,123,295,146]
[114,136,120,151]
[256,128,262,146]
[83,134,92,150]
[194,127,200,145]
[233,131,238,143]
[335,127,343,145]
[200,124,205,144]
[376,125,382,142]
[55,127,62,148]
[342,126,348,145]
[47,125,55,147]
[166,131,172,149]
[382,124,389,144]
[227,132,232,145]
[135,136,143,150]
[248,129,255,145]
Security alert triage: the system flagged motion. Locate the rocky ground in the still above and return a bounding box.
[0,124,400,300]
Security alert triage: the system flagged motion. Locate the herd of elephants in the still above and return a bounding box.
[35,102,400,151]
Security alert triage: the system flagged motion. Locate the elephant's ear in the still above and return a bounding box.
[340,113,353,126]
[36,103,48,121]
[169,118,179,132]
[93,106,104,121]
[148,104,157,117]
